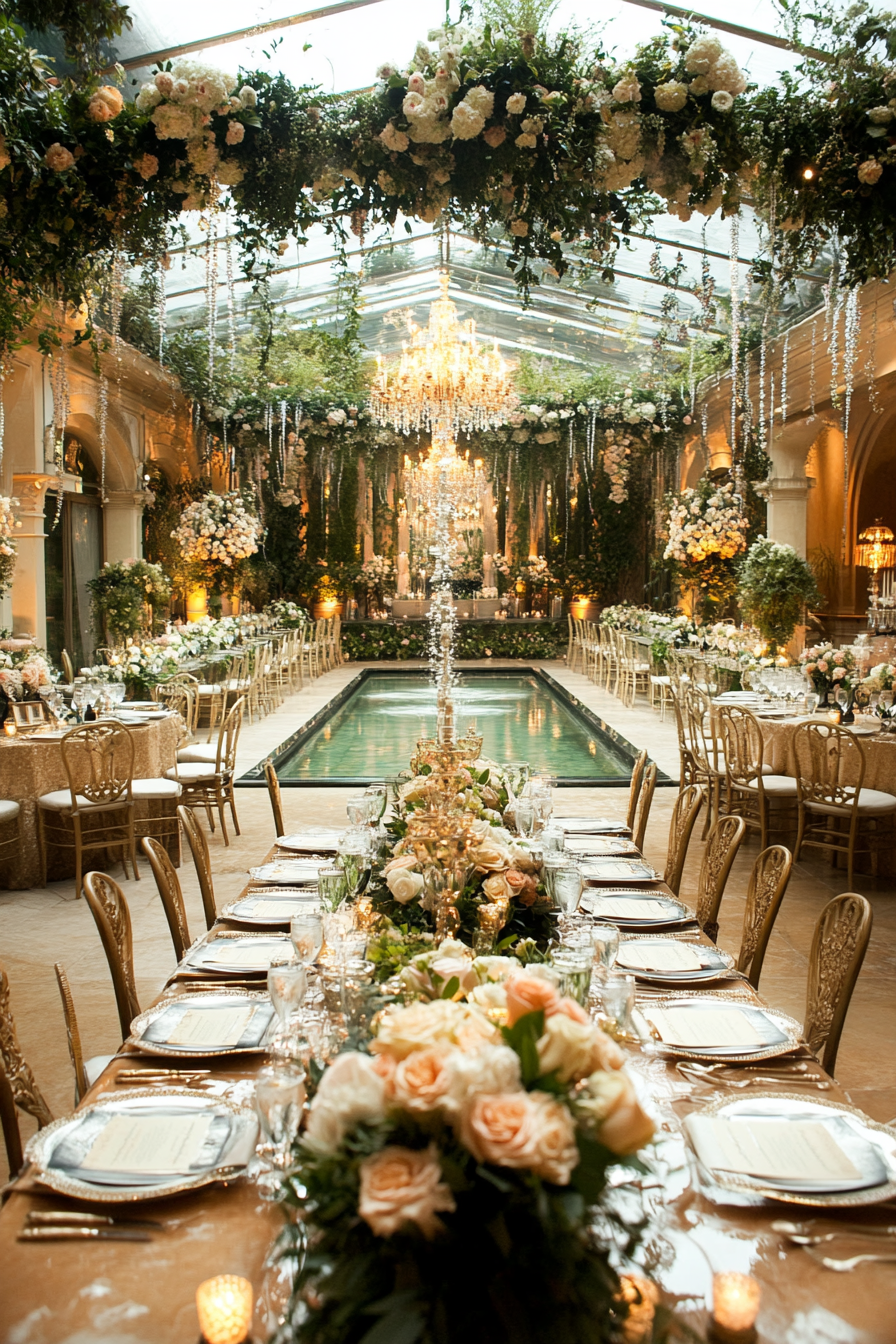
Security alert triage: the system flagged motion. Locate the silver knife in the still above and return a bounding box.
[26,1211,164,1229]
[18,1226,153,1243]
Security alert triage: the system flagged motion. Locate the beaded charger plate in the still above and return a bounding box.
[688,1093,896,1208]
[222,889,320,926]
[580,890,694,929]
[638,994,804,1063]
[127,991,275,1057]
[616,935,736,986]
[25,1088,257,1203]
[181,930,292,975]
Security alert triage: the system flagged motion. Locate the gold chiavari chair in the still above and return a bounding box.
[736,845,793,990]
[668,683,700,792]
[690,814,746,943]
[302,621,321,681]
[648,646,674,721]
[0,960,53,1176]
[793,721,896,890]
[334,614,345,666]
[179,803,218,930]
[156,672,201,735]
[265,760,285,839]
[141,837,193,962]
[617,634,651,707]
[716,704,798,850]
[83,871,141,1041]
[663,783,705,897]
[804,892,873,1076]
[286,625,305,692]
[566,613,580,672]
[36,721,139,896]
[632,762,658,853]
[585,621,604,683]
[682,683,725,837]
[165,697,245,843]
[598,623,616,692]
[625,749,648,832]
[60,649,75,684]
[0,799,20,887]
[319,617,333,674]
[54,963,113,1106]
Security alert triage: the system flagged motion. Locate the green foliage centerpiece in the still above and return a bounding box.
[87,559,171,644]
[737,538,822,655]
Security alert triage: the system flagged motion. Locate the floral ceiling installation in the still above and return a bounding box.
[4,1,896,354]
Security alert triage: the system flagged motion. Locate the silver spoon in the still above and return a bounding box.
[811,1251,896,1271]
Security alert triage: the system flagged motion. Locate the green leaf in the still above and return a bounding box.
[360,1304,424,1344]
[440,974,460,999]
[501,1009,544,1085]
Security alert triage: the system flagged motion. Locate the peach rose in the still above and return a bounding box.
[373,999,498,1061]
[504,869,528,894]
[617,1275,660,1344]
[483,124,507,147]
[505,974,560,1026]
[551,996,590,1025]
[483,872,512,900]
[358,1144,455,1238]
[392,1047,452,1112]
[576,1070,655,1155]
[383,855,417,874]
[87,85,124,121]
[460,1090,579,1184]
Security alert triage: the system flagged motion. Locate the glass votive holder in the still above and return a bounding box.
[196,1274,254,1344]
[600,973,636,1039]
[3,718,17,737]
[709,1272,760,1344]
[550,946,592,1006]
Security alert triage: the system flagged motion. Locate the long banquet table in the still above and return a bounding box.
[0,714,182,890]
[1,836,894,1343]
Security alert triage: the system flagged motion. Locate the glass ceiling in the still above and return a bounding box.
[86,0,828,369]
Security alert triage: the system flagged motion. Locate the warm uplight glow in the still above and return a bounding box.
[712,1272,760,1336]
[802,166,815,180]
[370,272,516,436]
[196,1275,253,1344]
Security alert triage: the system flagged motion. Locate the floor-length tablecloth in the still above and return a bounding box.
[0,716,181,890]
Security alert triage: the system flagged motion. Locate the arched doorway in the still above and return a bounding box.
[44,434,104,669]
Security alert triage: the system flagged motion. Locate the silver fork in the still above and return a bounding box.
[678,1069,831,1090]
[811,1251,896,1271]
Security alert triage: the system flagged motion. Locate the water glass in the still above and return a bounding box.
[515,799,536,838]
[267,958,307,1030]
[591,923,620,974]
[364,783,388,824]
[290,911,323,966]
[318,865,349,911]
[337,836,371,893]
[542,850,569,902]
[322,906,354,960]
[345,795,369,827]
[600,974,636,1038]
[255,1064,306,1196]
[550,946,593,1007]
[552,864,583,918]
[541,826,565,852]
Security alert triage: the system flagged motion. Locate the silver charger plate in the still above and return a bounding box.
[565,838,640,858]
[127,991,275,1056]
[222,890,320,926]
[553,816,630,835]
[616,936,736,985]
[250,859,329,885]
[581,890,693,928]
[640,994,803,1062]
[580,859,659,883]
[26,1088,258,1203]
[688,1093,896,1207]
[277,830,341,852]
[183,931,292,974]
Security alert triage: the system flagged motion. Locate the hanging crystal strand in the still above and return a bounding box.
[97,372,109,502]
[280,399,288,482]
[49,344,70,530]
[808,319,817,421]
[768,370,775,452]
[205,212,219,385]
[841,286,861,560]
[225,234,237,377]
[157,253,167,363]
[779,329,790,425]
[830,285,844,408]
[700,404,709,467]
[728,214,741,462]
[742,344,754,450]
[758,315,769,454]
[0,366,5,473]
[864,298,882,414]
[688,338,696,416]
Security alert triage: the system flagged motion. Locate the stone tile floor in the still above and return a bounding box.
[1,658,893,1173]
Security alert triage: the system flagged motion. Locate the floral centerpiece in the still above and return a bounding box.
[800,643,857,705]
[663,478,748,619]
[274,978,662,1344]
[864,661,895,694]
[737,539,821,655]
[264,600,311,628]
[87,559,171,645]
[171,491,263,594]
[0,647,52,704]
[0,496,19,596]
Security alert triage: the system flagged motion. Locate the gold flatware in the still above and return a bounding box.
[26,1211,164,1229]
[773,1219,896,1238]
[18,1226,152,1243]
[677,1061,812,1078]
[116,1068,212,1079]
[682,1072,832,1091]
[810,1251,896,1271]
[779,1227,896,1246]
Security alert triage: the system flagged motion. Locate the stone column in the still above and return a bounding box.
[10,474,56,638]
[103,490,145,562]
[758,415,830,558]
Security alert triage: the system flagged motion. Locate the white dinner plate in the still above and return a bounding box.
[616,937,735,985]
[581,891,692,928]
[249,860,329,884]
[277,830,341,852]
[183,933,291,974]
[26,1089,258,1202]
[580,858,659,883]
[639,995,802,1062]
[222,890,320,926]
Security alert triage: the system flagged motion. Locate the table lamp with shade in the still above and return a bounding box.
[854,519,896,611]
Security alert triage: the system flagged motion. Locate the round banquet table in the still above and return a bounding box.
[755,714,896,875]
[0,715,181,890]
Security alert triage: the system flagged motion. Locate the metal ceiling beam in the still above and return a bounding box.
[111,0,390,71]
[616,0,832,63]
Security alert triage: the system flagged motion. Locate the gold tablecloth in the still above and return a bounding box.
[757,716,896,791]
[0,716,181,890]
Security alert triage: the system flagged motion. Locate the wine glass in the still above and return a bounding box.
[345,796,369,827]
[290,911,323,966]
[254,1064,306,1198]
[267,957,307,1032]
[364,783,388,825]
[552,863,583,934]
[317,865,349,911]
[591,923,620,976]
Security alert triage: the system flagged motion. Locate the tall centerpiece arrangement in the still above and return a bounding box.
[662,478,748,619]
[171,490,263,601]
[737,539,822,656]
[87,559,172,645]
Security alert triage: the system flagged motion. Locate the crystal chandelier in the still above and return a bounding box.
[403,443,487,547]
[370,272,516,437]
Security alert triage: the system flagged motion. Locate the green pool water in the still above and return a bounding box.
[274,672,632,783]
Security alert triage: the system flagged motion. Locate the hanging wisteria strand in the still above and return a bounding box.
[779,329,789,426]
[758,313,769,453]
[768,370,775,454]
[742,345,754,452]
[97,372,109,501]
[698,223,716,332]
[280,400,289,483]
[808,319,817,421]
[49,344,70,530]
[688,339,696,416]
[728,215,741,461]
[0,368,5,472]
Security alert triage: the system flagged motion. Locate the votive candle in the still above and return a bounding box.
[196,1275,253,1344]
[711,1272,760,1342]
[3,719,16,737]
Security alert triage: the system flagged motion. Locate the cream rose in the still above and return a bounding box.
[391,1047,453,1111]
[505,974,560,1026]
[373,1000,498,1061]
[304,1051,386,1153]
[460,1090,579,1183]
[358,1144,455,1238]
[577,1070,655,1155]
[482,872,512,900]
[386,866,425,904]
[444,1043,520,1113]
[537,1013,608,1082]
[471,841,511,871]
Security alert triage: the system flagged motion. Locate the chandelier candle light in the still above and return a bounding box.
[854,519,896,612]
